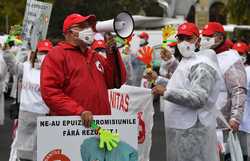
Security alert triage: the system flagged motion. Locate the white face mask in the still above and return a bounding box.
[78,27,95,45]
[200,36,215,50]
[34,54,46,69]
[177,41,196,58]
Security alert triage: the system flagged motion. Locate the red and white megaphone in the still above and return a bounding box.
[95,11,134,39]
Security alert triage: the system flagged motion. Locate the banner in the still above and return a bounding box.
[109,85,154,161]
[37,115,138,161]
[22,0,52,51]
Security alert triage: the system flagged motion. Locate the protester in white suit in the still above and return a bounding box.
[232,42,250,161]
[151,22,222,161]
[201,22,247,160]
[3,40,53,161]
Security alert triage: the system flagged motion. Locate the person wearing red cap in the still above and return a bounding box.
[233,42,249,63]
[40,13,126,128]
[91,40,107,58]
[144,41,179,85]
[200,22,226,51]
[202,22,247,129]
[144,41,179,112]
[233,42,250,160]
[202,22,247,160]
[138,32,149,46]
[151,22,221,161]
[3,39,53,161]
[128,31,153,87]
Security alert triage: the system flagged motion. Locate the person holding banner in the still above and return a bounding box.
[91,39,107,59]
[3,40,53,161]
[40,13,126,127]
[151,22,222,161]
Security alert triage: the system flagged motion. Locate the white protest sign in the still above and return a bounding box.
[37,115,138,161]
[109,85,154,161]
[22,0,52,51]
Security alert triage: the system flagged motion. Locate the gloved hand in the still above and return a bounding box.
[98,128,120,151]
[90,121,120,151]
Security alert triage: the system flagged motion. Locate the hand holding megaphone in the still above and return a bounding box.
[95,11,134,39]
[96,12,134,88]
[104,32,117,54]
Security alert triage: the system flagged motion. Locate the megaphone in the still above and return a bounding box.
[95,11,134,39]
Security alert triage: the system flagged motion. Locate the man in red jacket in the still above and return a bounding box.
[40,13,126,127]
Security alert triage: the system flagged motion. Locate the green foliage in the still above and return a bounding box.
[0,0,26,33]
[227,0,250,25]
[9,24,23,36]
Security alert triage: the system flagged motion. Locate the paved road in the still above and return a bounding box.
[0,97,166,161]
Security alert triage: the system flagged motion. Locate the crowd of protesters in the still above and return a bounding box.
[1,13,250,161]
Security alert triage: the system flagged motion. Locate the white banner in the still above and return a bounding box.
[22,0,52,51]
[109,85,154,161]
[37,115,138,161]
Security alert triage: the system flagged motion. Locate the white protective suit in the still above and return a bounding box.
[3,51,48,161]
[239,66,250,157]
[163,49,222,161]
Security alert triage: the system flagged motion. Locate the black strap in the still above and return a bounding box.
[112,47,122,88]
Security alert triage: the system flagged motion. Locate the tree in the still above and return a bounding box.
[47,0,162,41]
[0,0,163,40]
[227,0,250,25]
[0,0,26,33]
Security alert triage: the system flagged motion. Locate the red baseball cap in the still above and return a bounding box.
[168,42,177,47]
[202,22,225,36]
[177,22,199,37]
[37,40,53,52]
[63,13,96,33]
[232,42,249,54]
[92,40,106,50]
